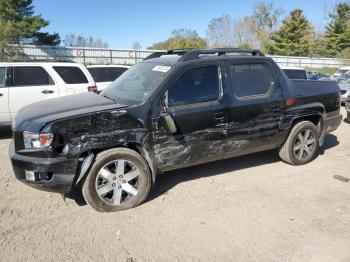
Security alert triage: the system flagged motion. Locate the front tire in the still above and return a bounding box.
[82,148,152,212]
[279,121,319,165]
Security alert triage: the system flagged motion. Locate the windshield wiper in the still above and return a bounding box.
[101,94,116,101]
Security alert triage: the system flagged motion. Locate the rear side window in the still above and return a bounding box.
[283,69,307,80]
[53,66,88,84]
[0,67,5,87]
[230,64,273,97]
[88,67,128,83]
[14,66,54,87]
[168,65,219,106]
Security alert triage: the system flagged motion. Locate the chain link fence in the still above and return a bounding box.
[6,45,350,69]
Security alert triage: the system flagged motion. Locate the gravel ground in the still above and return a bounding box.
[0,108,349,262]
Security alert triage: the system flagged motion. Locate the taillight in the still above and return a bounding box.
[88,85,98,93]
[286,98,297,106]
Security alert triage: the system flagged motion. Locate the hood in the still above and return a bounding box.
[15,92,127,132]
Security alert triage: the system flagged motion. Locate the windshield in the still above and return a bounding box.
[100,62,172,105]
[340,78,350,89]
[336,70,348,75]
[343,78,350,85]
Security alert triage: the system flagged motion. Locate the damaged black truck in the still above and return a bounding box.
[10,48,342,212]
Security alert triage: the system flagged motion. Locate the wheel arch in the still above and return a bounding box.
[72,142,157,189]
[285,102,326,130]
[280,102,326,147]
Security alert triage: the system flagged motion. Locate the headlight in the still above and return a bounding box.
[23,132,54,149]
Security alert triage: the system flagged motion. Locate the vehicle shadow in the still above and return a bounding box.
[0,126,12,139]
[147,150,280,203]
[148,134,340,203]
[319,134,339,155]
[69,150,281,207]
[65,134,340,207]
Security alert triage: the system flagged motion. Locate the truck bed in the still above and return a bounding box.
[291,80,340,114]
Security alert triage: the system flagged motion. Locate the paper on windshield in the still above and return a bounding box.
[152,65,171,73]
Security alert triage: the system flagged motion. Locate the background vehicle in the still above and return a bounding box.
[340,78,350,104]
[0,62,96,125]
[87,65,130,91]
[281,66,307,79]
[10,48,342,212]
[331,66,350,82]
[346,94,350,121]
[307,71,330,81]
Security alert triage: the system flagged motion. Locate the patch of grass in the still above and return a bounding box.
[305,67,337,76]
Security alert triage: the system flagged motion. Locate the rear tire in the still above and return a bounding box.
[82,148,151,212]
[279,121,319,165]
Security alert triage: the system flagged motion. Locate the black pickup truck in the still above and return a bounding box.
[10,48,342,212]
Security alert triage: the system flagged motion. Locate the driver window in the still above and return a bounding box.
[168,65,219,107]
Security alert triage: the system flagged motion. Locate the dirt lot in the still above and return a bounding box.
[0,108,349,262]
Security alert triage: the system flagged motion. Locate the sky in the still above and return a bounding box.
[33,0,341,49]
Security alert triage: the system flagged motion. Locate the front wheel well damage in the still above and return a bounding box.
[72,143,156,191]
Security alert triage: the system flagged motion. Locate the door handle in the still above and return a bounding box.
[214,112,224,118]
[214,116,225,121]
[214,112,225,123]
[272,106,281,113]
[0,93,3,97]
[41,89,54,94]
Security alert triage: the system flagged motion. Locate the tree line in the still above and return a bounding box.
[148,2,350,59]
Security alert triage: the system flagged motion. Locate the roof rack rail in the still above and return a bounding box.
[144,49,190,60]
[144,48,265,62]
[179,48,265,62]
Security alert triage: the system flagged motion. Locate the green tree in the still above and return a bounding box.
[266,9,315,56]
[324,2,350,57]
[0,20,21,60]
[0,0,60,45]
[148,29,207,50]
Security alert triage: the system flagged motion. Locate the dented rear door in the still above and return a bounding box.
[224,60,285,157]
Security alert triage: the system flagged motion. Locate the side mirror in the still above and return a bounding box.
[162,113,177,134]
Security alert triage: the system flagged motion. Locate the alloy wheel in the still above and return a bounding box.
[293,128,317,160]
[95,159,140,205]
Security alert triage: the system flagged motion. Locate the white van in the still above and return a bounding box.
[331,66,350,82]
[0,62,96,125]
[87,65,130,91]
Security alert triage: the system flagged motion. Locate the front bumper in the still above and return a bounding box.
[9,141,79,194]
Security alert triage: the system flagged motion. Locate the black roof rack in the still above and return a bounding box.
[144,48,265,62]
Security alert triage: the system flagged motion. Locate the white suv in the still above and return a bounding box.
[87,65,130,91]
[0,62,96,125]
